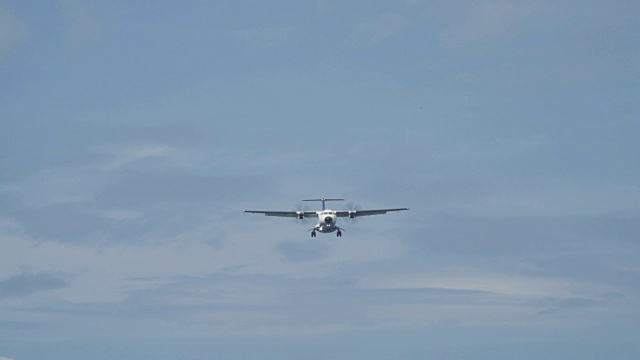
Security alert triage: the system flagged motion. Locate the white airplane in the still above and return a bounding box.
[244,197,409,237]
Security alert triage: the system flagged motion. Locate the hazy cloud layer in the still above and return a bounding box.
[1,1,639,359]
[0,272,68,299]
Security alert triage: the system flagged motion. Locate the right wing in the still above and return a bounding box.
[244,210,318,218]
[335,208,409,217]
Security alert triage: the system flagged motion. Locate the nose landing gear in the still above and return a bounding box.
[309,227,344,237]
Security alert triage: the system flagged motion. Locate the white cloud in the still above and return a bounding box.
[0,356,15,360]
[359,272,606,300]
[101,144,178,170]
[0,209,407,303]
[357,271,620,328]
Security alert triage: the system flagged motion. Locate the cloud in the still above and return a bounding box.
[358,272,602,300]
[96,173,277,207]
[101,144,178,171]
[4,167,111,208]
[0,356,15,360]
[1,134,285,243]
[11,268,619,337]
[405,211,640,258]
[4,171,274,244]
[6,202,129,244]
[0,7,29,59]
[0,272,68,299]
[276,240,331,263]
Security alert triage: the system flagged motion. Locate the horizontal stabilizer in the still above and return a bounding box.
[302,197,344,210]
[302,198,344,202]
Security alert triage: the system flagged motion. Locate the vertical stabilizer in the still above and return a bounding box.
[302,197,345,210]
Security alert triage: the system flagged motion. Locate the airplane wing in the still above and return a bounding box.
[244,210,318,218]
[335,208,409,217]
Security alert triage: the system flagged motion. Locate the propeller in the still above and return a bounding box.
[344,201,361,224]
[293,202,309,224]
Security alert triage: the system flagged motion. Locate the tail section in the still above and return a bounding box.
[302,197,344,210]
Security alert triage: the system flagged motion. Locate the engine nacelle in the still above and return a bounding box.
[348,211,357,219]
[297,211,304,220]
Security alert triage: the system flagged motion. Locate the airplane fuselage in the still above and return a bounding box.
[314,210,338,233]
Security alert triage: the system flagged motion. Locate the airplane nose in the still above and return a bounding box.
[324,216,332,223]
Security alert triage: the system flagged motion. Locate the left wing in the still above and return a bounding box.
[244,210,318,218]
[335,208,409,217]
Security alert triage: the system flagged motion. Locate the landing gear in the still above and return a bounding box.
[310,230,316,237]
[336,230,342,237]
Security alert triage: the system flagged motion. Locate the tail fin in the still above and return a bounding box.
[302,197,344,210]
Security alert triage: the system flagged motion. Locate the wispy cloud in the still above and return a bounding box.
[100,144,179,170]
[359,272,606,300]
[0,272,68,299]
[4,167,111,207]
[1,0,638,351]
[276,240,331,263]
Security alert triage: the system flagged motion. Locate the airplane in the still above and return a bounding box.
[244,197,409,237]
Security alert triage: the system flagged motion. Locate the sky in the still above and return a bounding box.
[1,0,639,359]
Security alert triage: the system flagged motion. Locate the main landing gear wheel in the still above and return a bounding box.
[336,230,342,237]
[311,231,316,237]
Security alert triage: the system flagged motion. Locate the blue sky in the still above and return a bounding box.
[1,1,639,359]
